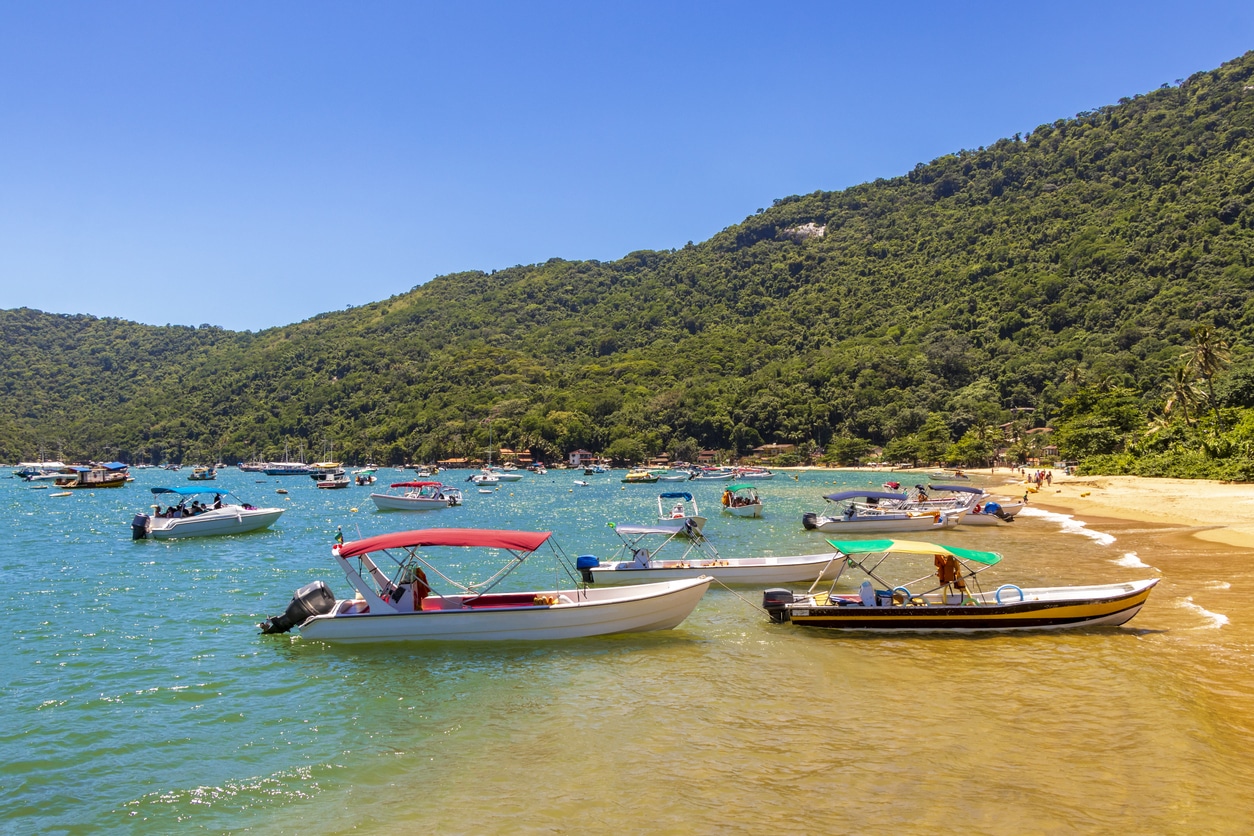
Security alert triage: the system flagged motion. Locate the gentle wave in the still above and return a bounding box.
[1114,551,1152,569]
[1018,506,1117,546]
[1179,596,1229,628]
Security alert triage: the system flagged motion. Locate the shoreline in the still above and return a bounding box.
[773,464,1254,551]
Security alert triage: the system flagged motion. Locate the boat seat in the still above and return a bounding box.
[462,593,546,608]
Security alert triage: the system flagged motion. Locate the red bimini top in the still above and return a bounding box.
[335,528,553,558]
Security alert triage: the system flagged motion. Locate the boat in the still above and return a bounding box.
[583,464,608,475]
[574,480,590,487]
[370,481,464,511]
[929,469,970,480]
[762,538,1160,631]
[579,523,840,586]
[487,466,524,482]
[259,528,712,642]
[265,444,312,476]
[353,468,378,486]
[14,458,67,481]
[733,467,775,480]
[316,472,351,489]
[654,471,691,482]
[652,491,707,535]
[132,487,285,540]
[309,462,344,481]
[721,483,763,518]
[467,471,501,486]
[622,469,658,484]
[54,462,130,489]
[801,490,963,533]
[689,467,736,481]
[879,484,1025,526]
[239,461,269,472]
[188,465,217,481]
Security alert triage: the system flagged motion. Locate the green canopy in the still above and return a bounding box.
[727,484,756,492]
[826,538,1002,566]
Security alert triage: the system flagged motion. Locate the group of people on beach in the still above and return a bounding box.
[153,495,223,518]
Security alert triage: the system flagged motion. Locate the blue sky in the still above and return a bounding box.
[1,2,1251,332]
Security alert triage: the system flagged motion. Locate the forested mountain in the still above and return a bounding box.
[4,52,1254,476]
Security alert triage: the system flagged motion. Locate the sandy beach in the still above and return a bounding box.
[981,470,1254,550]
[784,464,1254,551]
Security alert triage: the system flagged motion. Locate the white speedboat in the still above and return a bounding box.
[132,487,284,540]
[721,483,763,518]
[801,490,963,533]
[371,481,464,510]
[763,539,1159,631]
[487,466,524,482]
[467,471,501,486]
[654,471,691,482]
[580,523,840,586]
[14,459,66,481]
[733,467,775,480]
[652,491,707,535]
[353,468,378,486]
[259,528,711,642]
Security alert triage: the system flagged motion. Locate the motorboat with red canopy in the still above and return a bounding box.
[260,527,711,642]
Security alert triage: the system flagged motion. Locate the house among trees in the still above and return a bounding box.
[568,449,595,467]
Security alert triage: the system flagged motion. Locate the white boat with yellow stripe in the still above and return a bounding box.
[763,539,1158,631]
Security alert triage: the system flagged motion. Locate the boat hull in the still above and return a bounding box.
[723,503,763,518]
[370,493,456,511]
[297,577,712,642]
[805,514,960,533]
[148,508,285,539]
[590,553,841,586]
[778,580,1159,631]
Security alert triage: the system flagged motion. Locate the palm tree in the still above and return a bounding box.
[1163,365,1201,427]
[1184,326,1232,434]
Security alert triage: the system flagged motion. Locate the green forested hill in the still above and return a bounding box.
[4,52,1254,475]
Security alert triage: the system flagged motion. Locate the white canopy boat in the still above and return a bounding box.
[763,539,1159,631]
[652,491,707,535]
[579,523,841,586]
[132,486,284,540]
[353,468,378,486]
[371,481,464,511]
[885,484,1025,526]
[721,483,763,518]
[15,459,67,481]
[801,490,963,534]
[259,528,711,642]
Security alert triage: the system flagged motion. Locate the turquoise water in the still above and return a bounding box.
[5,468,1254,834]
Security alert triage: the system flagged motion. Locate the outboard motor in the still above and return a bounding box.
[259,580,337,634]
[763,588,795,623]
[575,555,600,584]
[131,513,151,540]
[801,512,818,530]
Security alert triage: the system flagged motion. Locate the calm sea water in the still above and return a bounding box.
[4,468,1254,834]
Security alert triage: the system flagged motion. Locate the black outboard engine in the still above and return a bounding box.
[131,513,151,540]
[259,581,337,634]
[576,555,600,584]
[763,588,795,623]
[801,512,818,530]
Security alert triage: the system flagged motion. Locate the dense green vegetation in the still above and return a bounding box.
[3,52,1254,478]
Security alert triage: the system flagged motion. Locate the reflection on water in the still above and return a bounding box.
[4,469,1254,833]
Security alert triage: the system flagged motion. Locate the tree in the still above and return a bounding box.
[1185,326,1232,434]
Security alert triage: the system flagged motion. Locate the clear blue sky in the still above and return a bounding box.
[1,2,1251,332]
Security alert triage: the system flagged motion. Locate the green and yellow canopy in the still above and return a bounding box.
[826,539,1002,566]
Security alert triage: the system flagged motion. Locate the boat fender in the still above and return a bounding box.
[575,555,600,584]
[995,584,1025,604]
